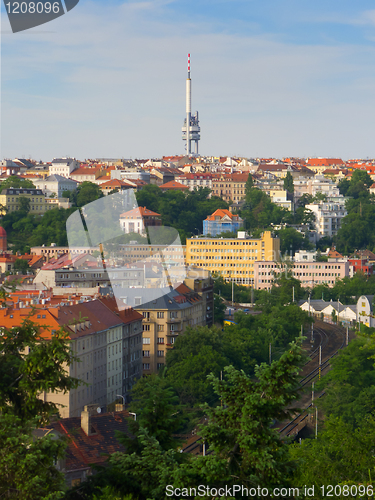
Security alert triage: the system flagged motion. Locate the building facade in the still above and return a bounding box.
[0,188,50,215]
[186,231,280,286]
[119,207,162,235]
[254,260,349,289]
[203,209,243,236]
[305,201,347,240]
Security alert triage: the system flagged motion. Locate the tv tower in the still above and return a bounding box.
[182,54,200,155]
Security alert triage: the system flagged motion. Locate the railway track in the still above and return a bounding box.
[278,321,351,438]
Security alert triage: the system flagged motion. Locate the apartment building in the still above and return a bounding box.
[176,173,214,192]
[31,245,99,259]
[305,201,347,239]
[211,173,249,202]
[185,231,280,286]
[135,284,206,375]
[0,299,143,417]
[118,243,186,266]
[50,158,79,177]
[254,260,349,289]
[33,174,79,198]
[0,188,50,214]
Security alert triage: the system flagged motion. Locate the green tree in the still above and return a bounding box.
[0,413,66,500]
[289,417,375,496]
[0,318,80,425]
[13,258,30,274]
[0,176,34,193]
[213,294,226,324]
[174,340,305,491]
[245,173,254,191]
[316,338,375,427]
[76,182,104,207]
[121,376,184,452]
[276,227,312,255]
[18,196,31,213]
[283,171,294,193]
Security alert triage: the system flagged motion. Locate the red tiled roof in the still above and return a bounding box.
[48,411,131,471]
[119,206,161,218]
[205,209,237,221]
[159,181,189,190]
[307,158,344,166]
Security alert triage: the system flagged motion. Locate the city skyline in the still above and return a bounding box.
[2,0,375,160]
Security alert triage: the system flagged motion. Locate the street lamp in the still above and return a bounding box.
[116,394,125,405]
[128,412,137,421]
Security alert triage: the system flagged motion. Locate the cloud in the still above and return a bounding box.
[1,1,375,159]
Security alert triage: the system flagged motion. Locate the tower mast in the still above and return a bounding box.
[182,53,200,156]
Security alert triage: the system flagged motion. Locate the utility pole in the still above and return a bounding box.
[269,343,272,365]
[232,279,234,307]
[346,325,349,346]
[292,286,295,303]
[315,407,318,439]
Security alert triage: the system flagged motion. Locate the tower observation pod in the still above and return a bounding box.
[182,54,200,155]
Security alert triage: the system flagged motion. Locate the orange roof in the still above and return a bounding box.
[206,209,237,221]
[119,206,161,218]
[0,307,60,337]
[159,181,189,190]
[71,168,101,176]
[307,158,344,166]
[100,179,135,189]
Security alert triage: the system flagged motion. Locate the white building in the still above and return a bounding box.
[50,158,79,178]
[33,174,79,198]
[357,295,375,328]
[294,175,341,201]
[305,201,347,240]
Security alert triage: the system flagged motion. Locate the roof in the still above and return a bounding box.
[307,158,344,166]
[98,296,143,324]
[51,158,76,165]
[327,248,344,259]
[47,411,131,471]
[100,179,135,189]
[0,227,6,237]
[159,181,189,190]
[119,206,161,218]
[41,174,78,184]
[205,209,241,221]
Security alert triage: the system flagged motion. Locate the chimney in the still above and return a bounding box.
[81,404,100,436]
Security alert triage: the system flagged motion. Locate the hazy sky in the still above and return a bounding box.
[1,0,375,161]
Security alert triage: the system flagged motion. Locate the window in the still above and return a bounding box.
[157,337,164,344]
[157,350,164,357]
[170,312,177,319]
[143,324,150,331]
[142,350,150,357]
[143,338,150,344]
[158,325,164,332]
[157,312,164,318]
[143,363,150,370]
[143,312,150,319]
[157,363,164,369]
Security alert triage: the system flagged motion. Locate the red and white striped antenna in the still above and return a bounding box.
[187,53,190,78]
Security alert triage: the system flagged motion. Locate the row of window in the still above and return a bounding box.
[143,363,164,370]
[142,350,164,357]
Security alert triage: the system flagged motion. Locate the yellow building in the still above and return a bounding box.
[0,188,50,214]
[186,231,280,286]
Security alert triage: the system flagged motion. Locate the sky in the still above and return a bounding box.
[1,0,375,161]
